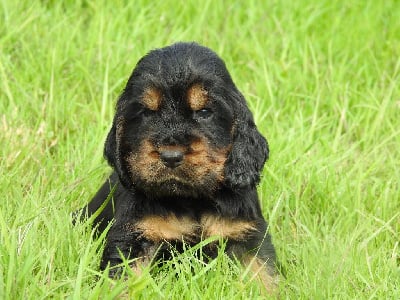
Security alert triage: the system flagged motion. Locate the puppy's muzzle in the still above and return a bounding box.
[160,150,184,168]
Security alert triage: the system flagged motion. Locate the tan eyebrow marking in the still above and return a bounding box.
[187,84,208,111]
[141,87,162,110]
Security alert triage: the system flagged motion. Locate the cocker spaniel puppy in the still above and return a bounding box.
[78,42,278,291]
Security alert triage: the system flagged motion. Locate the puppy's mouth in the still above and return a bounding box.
[125,139,229,196]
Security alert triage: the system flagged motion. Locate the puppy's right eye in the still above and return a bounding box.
[193,108,213,120]
[126,103,153,120]
[142,107,155,117]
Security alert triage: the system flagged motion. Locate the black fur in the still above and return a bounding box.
[77,42,278,289]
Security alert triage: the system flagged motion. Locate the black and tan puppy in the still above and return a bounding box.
[79,42,278,291]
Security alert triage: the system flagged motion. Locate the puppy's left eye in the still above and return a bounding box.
[194,108,213,120]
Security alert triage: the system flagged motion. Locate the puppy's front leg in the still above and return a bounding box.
[226,231,279,293]
[100,222,162,277]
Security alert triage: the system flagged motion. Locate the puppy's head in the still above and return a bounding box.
[105,42,268,197]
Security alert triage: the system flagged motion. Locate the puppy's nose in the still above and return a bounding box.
[160,150,184,168]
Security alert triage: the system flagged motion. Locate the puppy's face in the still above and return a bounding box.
[105,43,268,197]
[119,82,234,197]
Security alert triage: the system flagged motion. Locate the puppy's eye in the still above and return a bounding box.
[142,107,155,117]
[194,108,213,120]
[125,103,156,121]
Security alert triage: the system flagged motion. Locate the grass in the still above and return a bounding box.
[1,0,399,298]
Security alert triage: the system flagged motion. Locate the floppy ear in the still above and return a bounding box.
[104,120,117,169]
[224,91,269,189]
[103,109,133,189]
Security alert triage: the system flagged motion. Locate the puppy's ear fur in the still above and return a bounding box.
[104,120,117,169]
[103,97,133,189]
[224,90,269,189]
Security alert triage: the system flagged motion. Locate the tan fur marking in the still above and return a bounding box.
[126,138,230,187]
[141,87,162,110]
[129,253,154,276]
[135,215,199,242]
[126,139,159,180]
[201,215,258,240]
[241,255,279,294]
[130,260,148,276]
[186,139,230,183]
[187,84,208,111]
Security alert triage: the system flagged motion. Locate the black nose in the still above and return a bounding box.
[160,150,184,168]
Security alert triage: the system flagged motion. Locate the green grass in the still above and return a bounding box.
[1,0,399,298]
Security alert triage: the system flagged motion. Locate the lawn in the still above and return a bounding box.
[0,0,399,299]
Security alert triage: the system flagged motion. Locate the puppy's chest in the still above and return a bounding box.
[125,214,257,244]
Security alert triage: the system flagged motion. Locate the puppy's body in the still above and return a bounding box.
[79,42,278,291]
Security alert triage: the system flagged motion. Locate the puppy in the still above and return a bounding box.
[79,42,278,291]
